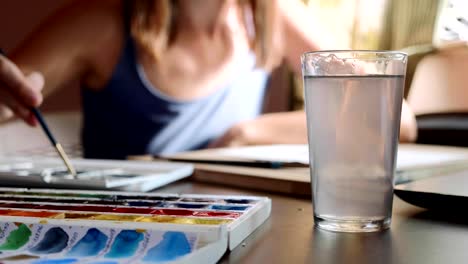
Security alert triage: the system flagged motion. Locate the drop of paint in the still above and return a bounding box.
[29,227,69,254]
[143,231,191,262]
[67,228,108,257]
[0,224,32,250]
[175,203,207,209]
[211,205,249,211]
[224,199,254,204]
[104,230,144,259]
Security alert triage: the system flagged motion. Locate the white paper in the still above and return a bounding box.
[171,144,468,171]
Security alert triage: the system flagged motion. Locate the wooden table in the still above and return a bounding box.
[157,180,468,264]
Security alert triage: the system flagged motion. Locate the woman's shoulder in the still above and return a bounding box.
[28,0,126,65]
[51,0,125,41]
[59,0,123,19]
[52,0,127,89]
[10,0,126,92]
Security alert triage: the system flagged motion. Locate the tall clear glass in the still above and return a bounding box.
[301,51,407,232]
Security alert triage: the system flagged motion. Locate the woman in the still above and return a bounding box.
[0,0,417,159]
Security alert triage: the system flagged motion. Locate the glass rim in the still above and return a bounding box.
[302,50,407,58]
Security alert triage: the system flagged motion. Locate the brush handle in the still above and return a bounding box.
[32,108,76,176]
[31,107,58,145]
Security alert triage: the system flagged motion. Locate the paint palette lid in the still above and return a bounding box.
[0,188,271,263]
[0,157,194,192]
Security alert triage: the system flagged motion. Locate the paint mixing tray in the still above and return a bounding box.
[0,188,271,263]
[0,157,193,192]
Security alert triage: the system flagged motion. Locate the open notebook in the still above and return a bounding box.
[163,144,468,169]
[159,144,468,195]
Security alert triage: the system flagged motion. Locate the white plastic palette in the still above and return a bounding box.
[0,157,194,192]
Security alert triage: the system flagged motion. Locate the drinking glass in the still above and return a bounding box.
[301,50,407,232]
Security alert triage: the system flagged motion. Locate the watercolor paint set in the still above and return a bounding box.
[0,157,193,192]
[0,187,271,263]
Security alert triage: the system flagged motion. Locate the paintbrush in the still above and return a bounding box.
[0,49,77,177]
[31,108,77,177]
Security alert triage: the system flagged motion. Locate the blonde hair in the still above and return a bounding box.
[128,0,282,70]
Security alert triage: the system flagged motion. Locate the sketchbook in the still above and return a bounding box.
[0,157,194,192]
[162,144,468,170]
[160,144,468,196]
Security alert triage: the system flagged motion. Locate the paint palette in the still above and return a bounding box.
[0,157,193,192]
[0,188,271,264]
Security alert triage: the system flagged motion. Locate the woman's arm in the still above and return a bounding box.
[210,103,417,147]
[208,110,307,148]
[1,0,123,124]
[210,0,418,147]
[400,99,418,142]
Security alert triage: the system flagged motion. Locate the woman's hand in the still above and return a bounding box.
[399,100,418,142]
[0,54,44,125]
[208,111,309,148]
[207,122,251,148]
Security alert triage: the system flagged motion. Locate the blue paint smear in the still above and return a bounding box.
[104,230,144,259]
[29,227,69,254]
[67,228,108,257]
[210,205,249,211]
[32,258,78,264]
[87,262,118,264]
[143,232,191,262]
[224,199,255,204]
[127,201,163,207]
[175,203,207,209]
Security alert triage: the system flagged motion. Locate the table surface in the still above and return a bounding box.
[157,180,468,264]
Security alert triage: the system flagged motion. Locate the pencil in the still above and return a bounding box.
[164,158,285,169]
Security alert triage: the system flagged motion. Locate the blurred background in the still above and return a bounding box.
[0,0,466,155]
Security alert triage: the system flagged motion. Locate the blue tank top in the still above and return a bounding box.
[82,38,269,159]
